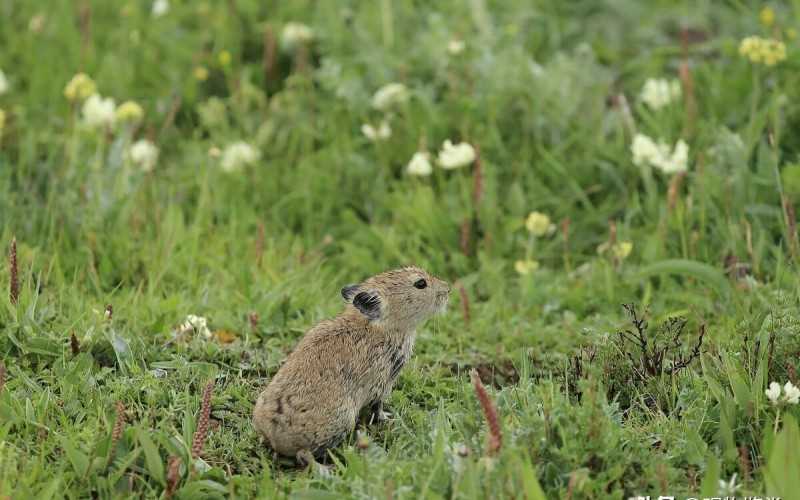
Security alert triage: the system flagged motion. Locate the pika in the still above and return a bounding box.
[253,266,450,464]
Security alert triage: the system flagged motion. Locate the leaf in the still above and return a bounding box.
[765,414,800,497]
[60,436,89,477]
[728,371,752,411]
[138,428,165,484]
[107,449,142,486]
[177,479,228,499]
[34,477,62,500]
[108,330,133,369]
[150,360,186,370]
[23,336,62,357]
[518,455,547,500]
[718,404,737,462]
[637,259,731,296]
[699,454,719,498]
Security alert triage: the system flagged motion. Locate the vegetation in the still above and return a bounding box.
[1,1,800,498]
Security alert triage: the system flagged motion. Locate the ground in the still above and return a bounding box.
[1,1,800,499]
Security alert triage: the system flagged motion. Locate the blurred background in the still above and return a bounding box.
[2,1,800,497]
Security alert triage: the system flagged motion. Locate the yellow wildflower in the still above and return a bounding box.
[759,6,775,27]
[64,73,97,102]
[218,50,232,66]
[193,66,209,81]
[612,241,633,260]
[514,260,540,275]
[739,36,787,66]
[597,241,633,261]
[115,100,144,123]
[525,211,551,237]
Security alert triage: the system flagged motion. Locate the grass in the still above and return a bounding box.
[2,0,800,498]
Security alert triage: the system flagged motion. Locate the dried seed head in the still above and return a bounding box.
[470,369,502,456]
[70,332,81,356]
[248,312,259,331]
[738,445,752,483]
[165,456,182,498]
[471,143,483,207]
[460,219,471,256]
[191,381,214,459]
[9,238,18,305]
[107,401,126,466]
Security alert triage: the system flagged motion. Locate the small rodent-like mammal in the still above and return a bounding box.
[253,266,450,463]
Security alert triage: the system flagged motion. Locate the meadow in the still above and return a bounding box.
[2,0,800,498]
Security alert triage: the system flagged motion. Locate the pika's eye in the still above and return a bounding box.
[413,279,427,289]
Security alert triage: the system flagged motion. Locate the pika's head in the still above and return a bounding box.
[341,266,450,326]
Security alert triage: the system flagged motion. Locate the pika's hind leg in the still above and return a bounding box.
[367,400,392,424]
[297,404,355,464]
[296,450,332,476]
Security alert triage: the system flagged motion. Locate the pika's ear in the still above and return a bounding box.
[352,290,382,321]
[341,284,360,301]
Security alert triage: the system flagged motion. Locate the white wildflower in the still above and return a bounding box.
[127,139,159,171]
[631,133,689,175]
[178,314,211,339]
[766,381,781,405]
[783,381,800,404]
[371,83,409,111]
[718,474,740,496]
[437,140,476,169]
[631,133,667,167]
[221,141,260,172]
[281,22,314,51]
[653,139,688,174]
[407,151,433,176]
[639,78,681,110]
[82,94,116,128]
[361,120,391,141]
[448,39,466,55]
[0,69,8,95]
[151,0,169,17]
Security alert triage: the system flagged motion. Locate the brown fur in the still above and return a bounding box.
[252,266,450,461]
